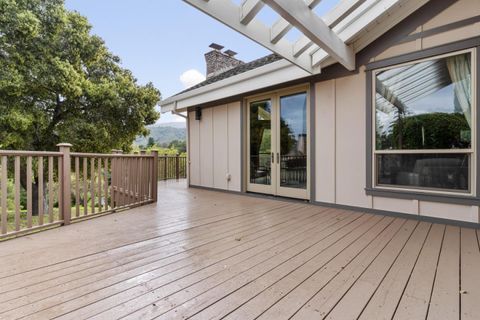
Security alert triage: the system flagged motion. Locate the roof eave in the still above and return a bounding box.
[159,59,311,113]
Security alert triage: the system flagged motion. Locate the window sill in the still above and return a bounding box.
[365,187,480,206]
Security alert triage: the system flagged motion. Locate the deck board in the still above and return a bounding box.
[0,181,478,320]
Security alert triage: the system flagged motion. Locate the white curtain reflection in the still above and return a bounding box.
[446,54,472,127]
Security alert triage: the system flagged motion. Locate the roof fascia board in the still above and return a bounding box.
[160,60,310,112]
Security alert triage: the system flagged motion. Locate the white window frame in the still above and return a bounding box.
[371,48,477,196]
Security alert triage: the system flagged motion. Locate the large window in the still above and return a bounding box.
[373,50,475,194]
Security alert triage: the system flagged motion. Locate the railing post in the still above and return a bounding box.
[111,149,121,208]
[57,143,72,225]
[175,153,180,180]
[163,153,168,180]
[151,150,158,202]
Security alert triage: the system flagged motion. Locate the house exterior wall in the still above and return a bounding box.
[314,0,480,223]
[186,0,480,224]
[187,102,242,191]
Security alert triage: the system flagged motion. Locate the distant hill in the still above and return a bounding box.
[134,122,186,146]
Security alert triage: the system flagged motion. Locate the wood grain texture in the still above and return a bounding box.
[0,181,477,320]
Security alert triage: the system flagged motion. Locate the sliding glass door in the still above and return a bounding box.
[247,88,309,199]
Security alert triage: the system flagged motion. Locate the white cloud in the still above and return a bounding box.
[179,69,206,89]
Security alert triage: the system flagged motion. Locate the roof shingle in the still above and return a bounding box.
[174,53,283,96]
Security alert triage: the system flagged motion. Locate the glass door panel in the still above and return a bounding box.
[249,100,273,188]
[278,92,308,194]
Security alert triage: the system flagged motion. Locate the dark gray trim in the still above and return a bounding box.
[366,37,480,71]
[312,201,480,229]
[240,99,246,193]
[365,41,480,206]
[365,70,373,189]
[398,15,480,45]
[309,82,316,201]
[476,45,480,200]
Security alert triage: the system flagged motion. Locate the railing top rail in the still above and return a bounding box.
[0,150,62,157]
[71,152,155,158]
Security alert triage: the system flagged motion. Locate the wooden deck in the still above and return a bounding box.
[0,180,479,320]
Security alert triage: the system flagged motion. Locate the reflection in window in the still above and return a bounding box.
[377,153,469,191]
[280,93,307,189]
[375,52,472,150]
[373,51,474,193]
[250,100,272,185]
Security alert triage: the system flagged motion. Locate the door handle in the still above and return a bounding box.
[271,152,274,163]
[277,153,280,164]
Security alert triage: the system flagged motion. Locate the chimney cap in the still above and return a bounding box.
[224,49,238,57]
[209,43,224,51]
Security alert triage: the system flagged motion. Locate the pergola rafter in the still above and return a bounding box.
[182,0,419,74]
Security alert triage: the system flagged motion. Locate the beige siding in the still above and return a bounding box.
[188,103,241,191]
[188,112,200,186]
[313,0,480,223]
[315,81,336,203]
[419,202,479,223]
[334,70,371,208]
[199,107,214,187]
[373,0,480,61]
[213,105,229,190]
[372,197,419,216]
[227,102,242,191]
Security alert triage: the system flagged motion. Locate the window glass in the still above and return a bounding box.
[376,153,470,192]
[375,52,472,150]
[279,93,307,189]
[249,100,272,185]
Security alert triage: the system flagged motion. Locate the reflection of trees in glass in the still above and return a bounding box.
[382,112,470,149]
[250,105,271,156]
[280,118,296,156]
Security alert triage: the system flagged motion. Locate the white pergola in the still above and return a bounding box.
[182,0,426,74]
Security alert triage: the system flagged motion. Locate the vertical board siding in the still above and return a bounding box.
[188,102,242,192]
[213,105,229,190]
[199,107,214,188]
[228,102,242,192]
[315,80,336,203]
[189,112,201,186]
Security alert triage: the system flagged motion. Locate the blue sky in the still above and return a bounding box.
[65,0,339,124]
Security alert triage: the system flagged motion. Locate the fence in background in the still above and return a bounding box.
[0,144,158,240]
[158,154,187,181]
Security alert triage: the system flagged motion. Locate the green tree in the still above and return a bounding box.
[168,140,186,153]
[147,137,156,148]
[0,0,160,213]
[0,0,160,152]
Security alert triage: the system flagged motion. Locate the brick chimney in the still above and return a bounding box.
[205,43,244,79]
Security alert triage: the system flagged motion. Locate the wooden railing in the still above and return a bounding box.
[158,154,187,181]
[0,144,158,240]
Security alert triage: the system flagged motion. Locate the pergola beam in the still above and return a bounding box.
[270,0,325,44]
[270,18,292,44]
[183,0,316,73]
[263,0,355,70]
[311,0,403,68]
[240,0,264,25]
[293,0,366,60]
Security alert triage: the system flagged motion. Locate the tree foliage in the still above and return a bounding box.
[380,112,471,150]
[0,0,160,152]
